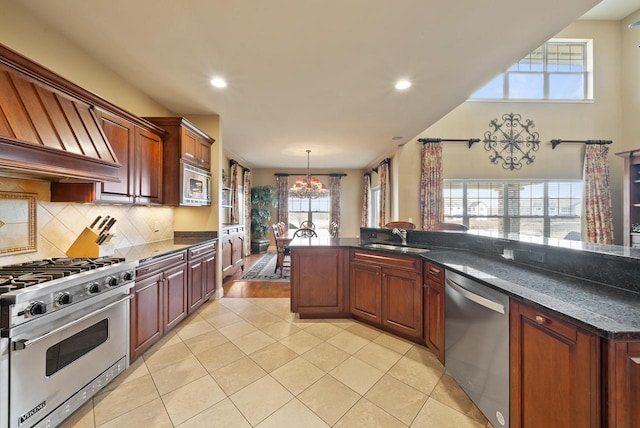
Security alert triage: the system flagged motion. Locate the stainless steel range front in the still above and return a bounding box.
[0,257,137,428]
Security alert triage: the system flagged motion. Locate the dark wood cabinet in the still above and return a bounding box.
[604,340,640,427]
[423,261,445,364]
[616,149,640,247]
[349,250,422,341]
[350,262,382,323]
[291,247,349,316]
[130,251,187,362]
[221,225,245,278]
[143,117,214,206]
[510,300,600,428]
[163,262,188,331]
[187,241,217,314]
[381,265,422,339]
[51,110,164,204]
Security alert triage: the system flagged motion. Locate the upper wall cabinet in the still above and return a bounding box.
[143,117,214,170]
[51,110,165,205]
[143,117,215,206]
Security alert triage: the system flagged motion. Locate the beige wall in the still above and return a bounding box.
[392,20,627,243]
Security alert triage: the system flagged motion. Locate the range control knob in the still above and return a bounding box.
[87,283,100,294]
[106,276,118,287]
[27,301,47,316]
[56,292,72,306]
[121,271,134,282]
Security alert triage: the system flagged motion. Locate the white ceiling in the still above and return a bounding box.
[15,0,628,170]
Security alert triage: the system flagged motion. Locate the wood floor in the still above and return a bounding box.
[221,253,291,298]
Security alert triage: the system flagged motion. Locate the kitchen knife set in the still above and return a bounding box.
[89,215,117,245]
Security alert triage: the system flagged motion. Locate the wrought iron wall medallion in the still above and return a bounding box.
[483,113,540,171]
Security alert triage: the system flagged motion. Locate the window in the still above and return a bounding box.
[288,195,330,230]
[470,40,592,101]
[369,187,380,228]
[443,180,582,239]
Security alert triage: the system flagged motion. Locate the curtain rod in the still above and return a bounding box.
[371,157,391,173]
[418,137,480,149]
[229,159,250,171]
[550,139,613,150]
[274,173,347,177]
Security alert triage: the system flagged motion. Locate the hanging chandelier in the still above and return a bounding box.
[289,150,327,199]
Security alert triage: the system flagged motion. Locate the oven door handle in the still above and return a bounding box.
[12,294,133,351]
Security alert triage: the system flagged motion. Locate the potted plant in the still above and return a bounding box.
[250,185,278,253]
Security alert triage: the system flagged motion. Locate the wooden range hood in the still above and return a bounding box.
[0,44,123,182]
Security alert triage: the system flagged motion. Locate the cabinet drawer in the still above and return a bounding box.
[351,249,421,272]
[137,251,186,277]
[188,242,217,259]
[424,262,444,284]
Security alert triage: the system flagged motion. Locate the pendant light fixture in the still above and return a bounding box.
[289,150,327,199]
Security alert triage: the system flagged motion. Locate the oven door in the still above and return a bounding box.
[8,291,130,428]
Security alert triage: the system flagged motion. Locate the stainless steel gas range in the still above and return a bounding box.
[0,257,138,428]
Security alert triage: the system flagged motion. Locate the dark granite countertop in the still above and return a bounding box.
[424,248,640,340]
[288,237,640,340]
[115,236,217,264]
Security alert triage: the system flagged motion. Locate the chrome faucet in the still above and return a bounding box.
[392,228,407,246]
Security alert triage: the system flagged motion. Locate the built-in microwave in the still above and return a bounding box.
[181,162,211,206]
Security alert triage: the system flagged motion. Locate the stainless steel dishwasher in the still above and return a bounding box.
[445,270,510,427]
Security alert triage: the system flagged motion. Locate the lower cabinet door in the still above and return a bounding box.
[350,262,382,324]
[187,257,205,313]
[381,267,422,339]
[203,250,217,299]
[606,340,640,427]
[424,279,445,363]
[291,248,346,314]
[510,301,600,428]
[164,263,188,332]
[130,273,163,361]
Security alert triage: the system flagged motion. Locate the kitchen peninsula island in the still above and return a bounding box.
[288,228,640,427]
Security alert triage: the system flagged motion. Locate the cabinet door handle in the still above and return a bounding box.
[535,315,547,325]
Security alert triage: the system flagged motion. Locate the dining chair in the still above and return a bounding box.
[428,222,469,231]
[384,221,416,230]
[293,227,317,238]
[272,224,289,275]
[299,220,315,229]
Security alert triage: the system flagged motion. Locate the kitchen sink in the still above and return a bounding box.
[364,243,430,254]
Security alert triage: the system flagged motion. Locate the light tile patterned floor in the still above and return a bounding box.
[61,297,494,428]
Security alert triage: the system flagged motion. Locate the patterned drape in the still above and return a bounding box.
[229,162,240,224]
[583,144,614,244]
[420,142,444,229]
[275,175,289,228]
[243,169,252,255]
[362,173,371,227]
[378,161,390,227]
[329,176,341,237]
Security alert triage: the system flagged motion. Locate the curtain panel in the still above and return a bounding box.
[362,173,371,227]
[583,144,614,244]
[275,175,289,229]
[420,142,444,229]
[378,162,390,227]
[229,162,240,224]
[243,169,252,254]
[329,176,341,237]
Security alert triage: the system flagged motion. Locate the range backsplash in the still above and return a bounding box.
[0,177,174,265]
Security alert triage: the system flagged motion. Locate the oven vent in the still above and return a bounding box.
[0,44,121,183]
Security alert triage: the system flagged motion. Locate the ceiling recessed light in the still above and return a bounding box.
[392,136,403,140]
[395,80,411,90]
[210,77,227,88]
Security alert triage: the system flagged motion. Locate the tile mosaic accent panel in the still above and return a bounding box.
[0,192,37,255]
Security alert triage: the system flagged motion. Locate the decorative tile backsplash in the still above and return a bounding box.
[0,177,174,265]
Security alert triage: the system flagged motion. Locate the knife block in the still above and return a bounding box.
[66,227,114,258]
